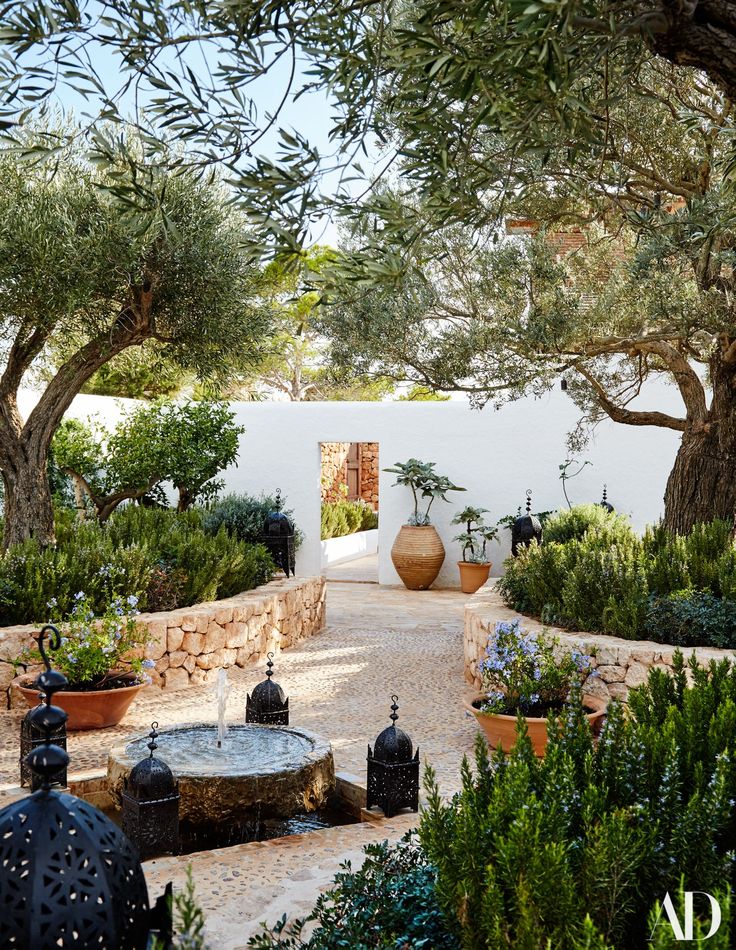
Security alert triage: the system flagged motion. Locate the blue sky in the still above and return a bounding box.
[51,38,358,247]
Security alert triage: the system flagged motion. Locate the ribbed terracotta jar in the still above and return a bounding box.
[391,525,446,590]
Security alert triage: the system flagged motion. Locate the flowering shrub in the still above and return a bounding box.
[21,592,152,689]
[478,618,594,715]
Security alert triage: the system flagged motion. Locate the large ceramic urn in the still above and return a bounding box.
[390,525,445,590]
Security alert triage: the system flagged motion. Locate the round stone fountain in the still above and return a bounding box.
[107,722,335,825]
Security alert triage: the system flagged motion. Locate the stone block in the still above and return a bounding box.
[608,683,630,702]
[183,655,196,674]
[169,650,188,668]
[583,673,610,702]
[624,661,649,688]
[163,667,190,690]
[214,605,234,625]
[225,622,248,649]
[596,664,627,683]
[204,622,228,652]
[182,631,205,655]
[167,626,184,653]
[154,656,170,673]
[190,668,219,686]
[145,621,168,661]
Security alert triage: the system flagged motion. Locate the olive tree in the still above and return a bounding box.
[0,136,268,548]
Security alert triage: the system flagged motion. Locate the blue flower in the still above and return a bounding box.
[142,658,156,669]
[74,591,85,601]
[46,597,57,608]
[126,594,139,607]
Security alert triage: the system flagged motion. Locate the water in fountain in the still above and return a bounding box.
[214,668,231,748]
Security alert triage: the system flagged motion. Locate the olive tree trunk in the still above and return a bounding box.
[663,359,736,535]
[1,453,55,548]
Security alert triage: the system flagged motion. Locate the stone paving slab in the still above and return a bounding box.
[0,580,478,946]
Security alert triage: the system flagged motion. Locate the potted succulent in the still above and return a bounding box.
[384,458,465,589]
[465,618,606,755]
[452,506,498,593]
[14,592,154,730]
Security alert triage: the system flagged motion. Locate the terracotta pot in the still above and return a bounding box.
[458,561,492,594]
[391,525,445,590]
[465,695,607,757]
[14,675,146,730]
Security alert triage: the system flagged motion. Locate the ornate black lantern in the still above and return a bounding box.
[20,695,67,791]
[511,489,543,556]
[598,484,614,513]
[246,652,289,725]
[262,488,296,577]
[122,722,180,861]
[366,695,420,819]
[0,625,171,949]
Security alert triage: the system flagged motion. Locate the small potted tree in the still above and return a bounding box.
[384,458,465,589]
[14,592,154,730]
[452,506,498,593]
[465,618,606,755]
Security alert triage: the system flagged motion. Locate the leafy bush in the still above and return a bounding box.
[542,504,636,546]
[321,499,377,539]
[203,493,303,547]
[499,508,736,647]
[0,506,274,624]
[248,836,457,949]
[644,590,736,649]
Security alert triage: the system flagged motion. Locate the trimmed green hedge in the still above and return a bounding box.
[321,499,378,539]
[498,507,736,646]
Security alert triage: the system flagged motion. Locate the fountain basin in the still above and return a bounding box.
[107,722,335,825]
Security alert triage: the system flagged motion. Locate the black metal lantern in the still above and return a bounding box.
[366,695,420,819]
[122,722,180,861]
[246,652,289,725]
[598,484,614,513]
[511,489,543,556]
[262,488,296,577]
[20,695,67,791]
[0,625,171,950]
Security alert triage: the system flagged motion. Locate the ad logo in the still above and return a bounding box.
[650,891,722,941]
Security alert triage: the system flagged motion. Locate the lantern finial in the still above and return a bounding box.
[525,489,532,514]
[266,652,275,680]
[25,624,70,791]
[147,722,159,758]
[389,695,399,725]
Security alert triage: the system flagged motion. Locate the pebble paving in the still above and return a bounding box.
[0,580,481,948]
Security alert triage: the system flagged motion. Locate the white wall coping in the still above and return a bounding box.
[320,529,378,567]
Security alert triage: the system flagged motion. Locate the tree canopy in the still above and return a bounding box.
[0,129,269,546]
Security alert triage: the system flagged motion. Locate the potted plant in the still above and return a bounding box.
[452,506,498,593]
[14,592,154,730]
[465,618,606,755]
[384,458,465,589]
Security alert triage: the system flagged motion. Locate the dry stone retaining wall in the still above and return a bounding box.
[464,587,736,705]
[1,576,325,694]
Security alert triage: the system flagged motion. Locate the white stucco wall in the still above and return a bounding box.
[18,381,685,589]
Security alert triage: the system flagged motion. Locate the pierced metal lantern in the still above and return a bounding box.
[366,695,420,819]
[20,696,67,791]
[598,484,614,513]
[262,488,296,577]
[0,625,172,950]
[246,652,289,725]
[511,489,543,556]
[122,722,180,861]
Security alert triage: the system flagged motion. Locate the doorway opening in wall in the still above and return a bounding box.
[319,442,379,583]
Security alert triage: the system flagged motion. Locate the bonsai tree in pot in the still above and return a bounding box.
[452,506,499,593]
[383,458,465,589]
[466,618,605,755]
[15,592,153,730]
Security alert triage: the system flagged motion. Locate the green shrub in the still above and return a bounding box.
[500,508,736,647]
[421,662,736,949]
[644,590,736,649]
[542,504,635,546]
[203,493,302,547]
[0,506,274,624]
[248,836,457,949]
[320,499,378,539]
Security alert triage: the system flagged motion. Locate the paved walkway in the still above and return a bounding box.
[0,580,480,947]
[324,552,379,583]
